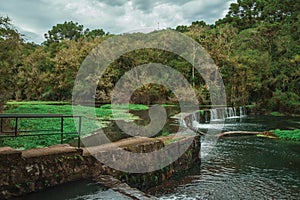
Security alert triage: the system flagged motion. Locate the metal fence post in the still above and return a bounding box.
[0,114,82,148]
[78,116,82,148]
[15,117,18,136]
[61,116,64,144]
[0,117,3,133]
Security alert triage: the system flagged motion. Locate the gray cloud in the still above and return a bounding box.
[96,0,128,7]
[183,0,235,24]
[0,0,235,44]
[130,0,189,13]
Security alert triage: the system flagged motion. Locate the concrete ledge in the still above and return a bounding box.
[0,146,22,160]
[0,146,21,154]
[22,144,81,158]
[83,137,162,156]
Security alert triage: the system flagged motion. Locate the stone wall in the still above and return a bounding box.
[0,135,200,199]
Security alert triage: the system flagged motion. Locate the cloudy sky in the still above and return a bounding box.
[0,0,236,44]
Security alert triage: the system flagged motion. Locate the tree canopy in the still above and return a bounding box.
[44,21,108,45]
[0,16,23,111]
[0,0,299,114]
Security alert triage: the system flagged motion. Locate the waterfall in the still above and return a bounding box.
[192,112,197,122]
[210,109,218,120]
[192,120,201,128]
[226,107,240,118]
[221,109,226,119]
[239,106,246,116]
[180,118,187,128]
[184,106,247,130]
[227,107,234,118]
[233,107,237,117]
[191,112,200,128]
[209,107,247,121]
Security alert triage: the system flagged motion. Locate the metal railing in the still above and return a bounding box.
[0,114,82,148]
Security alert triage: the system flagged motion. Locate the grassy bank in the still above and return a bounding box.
[270,129,300,141]
[1,102,149,150]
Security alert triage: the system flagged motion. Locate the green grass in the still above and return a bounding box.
[100,104,149,110]
[161,104,177,107]
[246,104,256,109]
[270,112,285,117]
[6,101,70,105]
[270,129,300,141]
[161,131,169,137]
[1,102,149,150]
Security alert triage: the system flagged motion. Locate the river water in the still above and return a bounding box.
[153,136,300,199]
[19,112,300,200]
[147,114,300,200]
[16,180,132,200]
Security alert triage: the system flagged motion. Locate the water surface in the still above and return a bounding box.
[154,136,300,200]
[18,180,131,200]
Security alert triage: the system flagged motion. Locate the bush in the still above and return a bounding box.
[268,90,300,114]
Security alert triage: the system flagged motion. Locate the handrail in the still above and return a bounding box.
[0,114,82,148]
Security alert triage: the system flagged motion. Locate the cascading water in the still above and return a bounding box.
[226,107,242,118]
[227,107,235,118]
[182,106,248,130]
[210,109,218,121]
[180,117,187,128]
[239,106,246,116]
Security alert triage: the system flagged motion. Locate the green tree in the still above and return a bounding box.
[52,38,101,100]
[175,25,189,33]
[84,28,108,39]
[0,16,23,112]
[44,21,84,44]
[16,45,54,100]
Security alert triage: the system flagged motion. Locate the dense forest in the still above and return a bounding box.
[0,0,299,114]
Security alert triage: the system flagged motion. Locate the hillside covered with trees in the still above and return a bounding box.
[0,0,299,114]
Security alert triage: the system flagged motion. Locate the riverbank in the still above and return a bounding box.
[270,129,300,141]
[216,129,300,141]
[1,102,149,150]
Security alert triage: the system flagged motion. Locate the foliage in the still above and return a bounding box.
[44,21,109,44]
[1,103,144,149]
[0,0,300,114]
[161,131,169,137]
[6,101,69,105]
[270,129,300,141]
[0,16,23,112]
[100,104,149,110]
[270,111,285,117]
[44,21,84,43]
[216,0,300,30]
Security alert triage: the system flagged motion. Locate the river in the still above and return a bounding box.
[149,114,300,199]
[19,111,300,200]
[153,136,300,199]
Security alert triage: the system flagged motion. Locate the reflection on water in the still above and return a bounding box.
[154,136,300,200]
[196,115,300,132]
[18,180,131,200]
[150,114,300,200]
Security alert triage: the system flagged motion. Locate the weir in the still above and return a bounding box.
[0,135,200,199]
[183,106,247,129]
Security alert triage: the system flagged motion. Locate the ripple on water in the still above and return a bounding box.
[18,181,131,200]
[157,137,300,200]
